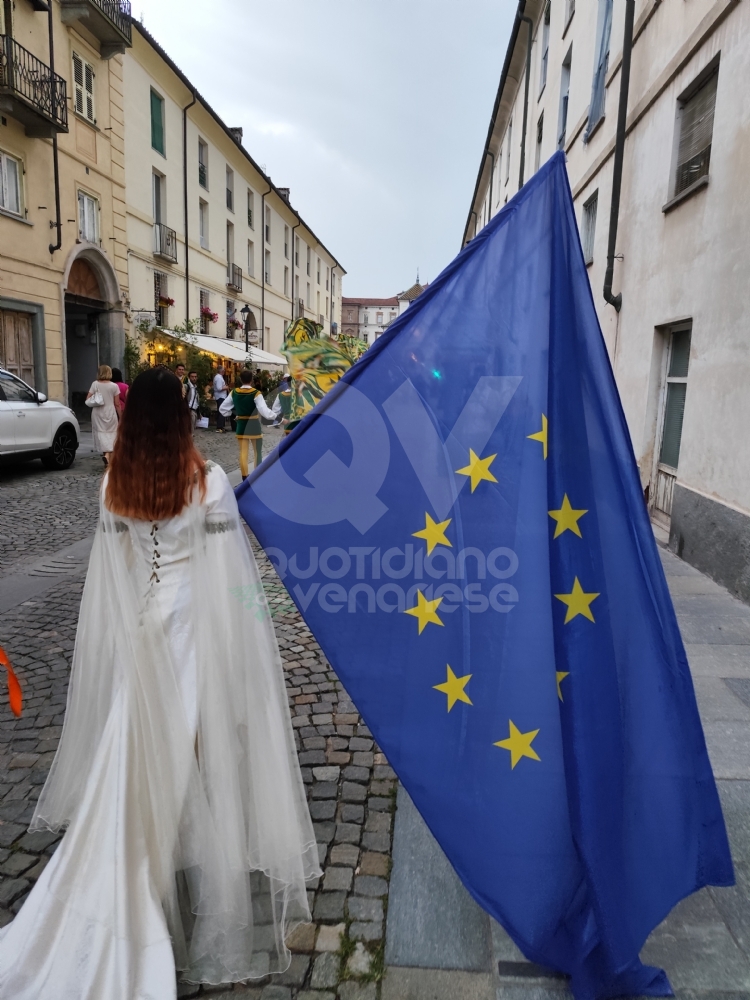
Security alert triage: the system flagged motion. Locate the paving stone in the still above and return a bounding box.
[275,952,310,985]
[346,941,373,976]
[0,877,29,907]
[367,796,391,812]
[177,982,201,998]
[326,751,350,765]
[304,737,326,750]
[309,800,337,821]
[334,823,361,845]
[322,866,353,892]
[334,714,358,725]
[286,921,317,952]
[259,986,292,1000]
[17,830,60,853]
[362,832,390,852]
[313,822,336,845]
[311,782,338,800]
[342,765,370,783]
[340,803,364,824]
[0,824,25,848]
[341,782,367,803]
[299,751,327,766]
[9,753,39,769]
[349,920,384,942]
[296,992,335,1000]
[348,738,373,752]
[374,765,397,780]
[310,951,340,989]
[359,852,389,877]
[354,875,388,897]
[313,891,346,921]
[338,980,378,1000]
[312,766,340,783]
[348,896,384,921]
[0,852,36,877]
[352,752,374,768]
[329,843,359,867]
[315,922,345,951]
[365,812,391,833]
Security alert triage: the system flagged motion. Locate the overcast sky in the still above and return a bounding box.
[131,0,515,298]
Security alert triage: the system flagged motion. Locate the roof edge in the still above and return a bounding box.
[131,19,346,275]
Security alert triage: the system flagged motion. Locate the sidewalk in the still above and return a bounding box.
[381,543,750,1000]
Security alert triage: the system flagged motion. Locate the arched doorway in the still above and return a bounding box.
[63,247,124,415]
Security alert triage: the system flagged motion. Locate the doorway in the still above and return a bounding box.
[65,258,106,417]
[652,324,692,527]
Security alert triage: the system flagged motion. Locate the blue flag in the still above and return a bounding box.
[236,152,733,1000]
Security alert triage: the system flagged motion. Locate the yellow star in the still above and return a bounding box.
[556,671,569,701]
[554,577,600,624]
[433,665,472,711]
[455,449,498,492]
[527,414,548,459]
[548,494,588,539]
[404,590,444,634]
[413,513,452,555]
[494,721,541,769]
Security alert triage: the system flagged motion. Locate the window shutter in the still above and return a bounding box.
[151,91,164,154]
[78,191,85,240]
[73,54,84,116]
[676,72,717,194]
[659,383,687,469]
[84,62,95,122]
[1,154,20,214]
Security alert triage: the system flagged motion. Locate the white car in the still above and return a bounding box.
[0,367,80,470]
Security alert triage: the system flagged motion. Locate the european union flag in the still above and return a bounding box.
[236,152,733,999]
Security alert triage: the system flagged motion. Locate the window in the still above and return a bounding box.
[581,190,598,264]
[284,225,289,258]
[535,113,544,172]
[306,282,311,307]
[316,257,321,285]
[539,1,550,94]
[150,90,165,155]
[674,67,719,197]
[226,167,234,212]
[226,299,235,339]
[264,249,271,284]
[247,189,254,228]
[0,151,21,215]
[363,313,369,326]
[226,221,234,264]
[264,205,271,244]
[200,289,210,333]
[73,53,95,124]
[295,274,299,301]
[376,311,383,324]
[558,47,572,149]
[154,271,168,326]
[306,245,311,276]
[283,266,289,296]
[0,372,36,402]
[505,118,512,183]
[317,290,320,317]
[247,240,255,277]
[564,0,575,27]
[199,199,208,248]
[331,273,336,296]
[585,0,613,140]
[78,191,98,243]
[295,236,299,266]
[152,173,163,224]
[659,328,691,469]
[198,140,208,188]
[326,266,330,291]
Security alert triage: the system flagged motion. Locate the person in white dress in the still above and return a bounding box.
[0,367,319,999]
[86,363,121,464]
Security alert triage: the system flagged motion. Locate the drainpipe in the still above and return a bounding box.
[330,265,336,333]
[518,9,533,189]
[260,182,272,352]
[487,151,495,221]
[291,220,301,325]
[182,89,197,325]
[603,0,635,312]
[47,0,62,254]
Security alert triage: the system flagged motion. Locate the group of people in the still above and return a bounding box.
[85,364,130,466]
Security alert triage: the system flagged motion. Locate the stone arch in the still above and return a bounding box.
[62,244,122,307]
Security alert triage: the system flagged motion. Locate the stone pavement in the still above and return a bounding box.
[381,543,750,1000]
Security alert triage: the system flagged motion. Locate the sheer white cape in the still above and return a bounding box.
[0,463,319,999]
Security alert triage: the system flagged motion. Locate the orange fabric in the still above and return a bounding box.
[0,646,22,717]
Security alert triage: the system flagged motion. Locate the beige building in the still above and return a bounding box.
[464,0,750,601]
[0,0,131,409]
[341,281,427,343]
[124,22,344,365]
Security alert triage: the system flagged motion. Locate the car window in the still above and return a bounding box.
[0,372,36,403]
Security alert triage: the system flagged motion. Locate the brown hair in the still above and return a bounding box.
[106,367,206,520]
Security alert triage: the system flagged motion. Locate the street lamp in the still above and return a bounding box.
[240,304,251,354]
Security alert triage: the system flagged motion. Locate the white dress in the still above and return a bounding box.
[0,463,319,1000]
[89,379,120,453]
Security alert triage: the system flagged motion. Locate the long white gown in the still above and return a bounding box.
[0,462,320,1000]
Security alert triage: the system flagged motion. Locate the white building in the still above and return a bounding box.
[124,22,344,362]
[341,281,427,343]
[464,0,750,602]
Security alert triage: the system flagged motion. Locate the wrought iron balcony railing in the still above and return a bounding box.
[0,35,68,137]
[227,263,242,292]
[60,0,132,56]
[154,223,178,262]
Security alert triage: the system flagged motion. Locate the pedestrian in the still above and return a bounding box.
[272,374,293,433]
[174,362,187,398]
[85,363,120,466]
[0,367,319,999]
[212,364,228,432]
[219,368,275,478]
[111,367,129,413]
[185,369,200,431]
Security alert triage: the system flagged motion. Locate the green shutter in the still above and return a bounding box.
[659,382,687,469]
[151,90,164,154]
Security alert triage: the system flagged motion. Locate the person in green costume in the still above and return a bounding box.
[271,375,294,434]
[218,369,275,478]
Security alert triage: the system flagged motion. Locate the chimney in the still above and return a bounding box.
[277,187,291,203]
[229,127,243,145]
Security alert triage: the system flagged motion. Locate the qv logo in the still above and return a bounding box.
[250,376,522,533]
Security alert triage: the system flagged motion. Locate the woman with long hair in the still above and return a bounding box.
[0,368,319,999]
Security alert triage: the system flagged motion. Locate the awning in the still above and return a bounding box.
[164,331,287,367]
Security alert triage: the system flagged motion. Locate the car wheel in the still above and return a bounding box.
[41,425,77,470]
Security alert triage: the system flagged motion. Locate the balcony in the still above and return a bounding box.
[60,0,132,59]
[154,223,177,262]
[294,298,305,320]
[0,36,68,137]
[227,263,242,292]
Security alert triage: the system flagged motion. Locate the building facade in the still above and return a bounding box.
[464,0,750,601]
[0,0,131,409]
[124,23,344,365]
[341,281,426,343]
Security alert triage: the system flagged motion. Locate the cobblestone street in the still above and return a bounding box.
[0,428,394,1000]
